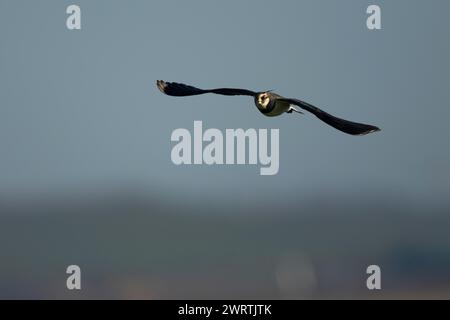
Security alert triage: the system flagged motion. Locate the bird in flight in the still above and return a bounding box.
[156,80,380,136]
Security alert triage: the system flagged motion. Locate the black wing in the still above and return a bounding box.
[156,80,256,97]
[279,98,380,136]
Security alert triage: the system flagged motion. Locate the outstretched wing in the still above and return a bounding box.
[156,80,256,97]
[279,98,380,136]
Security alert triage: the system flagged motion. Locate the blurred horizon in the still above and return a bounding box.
[2,186,450,299]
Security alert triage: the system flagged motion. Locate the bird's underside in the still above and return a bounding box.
[156,80,380,136]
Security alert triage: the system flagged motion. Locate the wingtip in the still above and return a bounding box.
[371,126,381,134]
[156,80,167,94]
[359,126,381,136]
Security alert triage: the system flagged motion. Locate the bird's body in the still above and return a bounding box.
[156,80,380,136]
[255,92,290,116]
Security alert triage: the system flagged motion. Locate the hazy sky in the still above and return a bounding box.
[1,0,450,207]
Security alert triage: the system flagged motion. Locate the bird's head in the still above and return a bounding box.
[256,92,271,109]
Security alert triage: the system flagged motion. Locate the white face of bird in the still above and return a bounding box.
[257,93,270,108]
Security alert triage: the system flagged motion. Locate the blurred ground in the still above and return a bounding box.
[1,187,449,299]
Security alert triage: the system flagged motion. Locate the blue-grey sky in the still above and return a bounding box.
[1,0,450,208]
